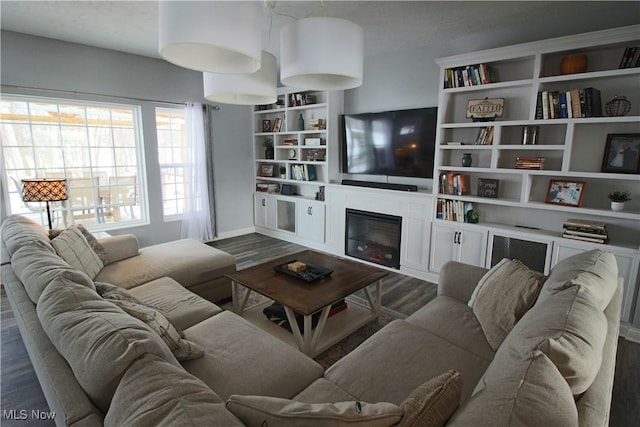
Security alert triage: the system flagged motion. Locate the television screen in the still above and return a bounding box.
[341,107,437,178]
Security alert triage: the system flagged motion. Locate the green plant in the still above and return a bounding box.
[263,137,273,148]
[279,165,286,174]
[466,210,480,224]
[607,191,631,202]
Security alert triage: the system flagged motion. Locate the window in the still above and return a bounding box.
[155,107,190,220]
[0,95,147,229]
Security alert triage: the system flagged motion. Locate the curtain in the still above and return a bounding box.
[180,102,214,241]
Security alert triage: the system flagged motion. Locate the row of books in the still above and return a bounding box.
[443,63,496,88]
[535,88,602,120]
[474,126,495,145]
[618,47,640,69]
[270,117,285,132]
[436,199,474,223]
[289,93,316,107]
[291,164,317,181]
[256,183,280,193]
[515,156,545,170]
[562,218,608,244]
[439,172,470,196]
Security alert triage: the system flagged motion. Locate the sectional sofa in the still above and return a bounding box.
[1,214,622,426]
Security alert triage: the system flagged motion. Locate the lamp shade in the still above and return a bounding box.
[159,1,262,74]
[204,52,277,105]
[280,17,364,90]
[22,179,68,202]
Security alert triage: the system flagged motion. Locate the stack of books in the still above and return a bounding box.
[439,172,470,196]
[307,118,326,130]
[562,219,608,244]
[474,126,494,145]
[256,183,280,193]
[515,156,545,170]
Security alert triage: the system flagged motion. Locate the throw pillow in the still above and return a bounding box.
[398,370,462,427]
[471,259,545,351]
[225,395,403,427]
[50,225,109,265]
[108,298,204,361]
[467,258,509,307]
[51,225,104,279]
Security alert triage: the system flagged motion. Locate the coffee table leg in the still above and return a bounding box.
[283,305,331,356]
[363,279,382,318]
[231,281,251,315]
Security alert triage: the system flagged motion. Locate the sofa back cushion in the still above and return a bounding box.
[0,214,52,256]
[105,354,242,427]
[11,240,95,303]
[51,225,104,279]
[36,276,180,413]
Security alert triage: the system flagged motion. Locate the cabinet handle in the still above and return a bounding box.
[261,199,266,207]
[457,231,462,244]
[307,206,313,215]
[453,231,458,244]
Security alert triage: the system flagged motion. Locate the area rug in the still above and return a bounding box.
[222,293,406,369]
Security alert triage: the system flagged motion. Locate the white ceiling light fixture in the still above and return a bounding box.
[203,51,277,105]
[280,17,363,90]
[158,1,262,74]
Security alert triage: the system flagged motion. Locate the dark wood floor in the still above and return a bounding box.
[1,233,638,426]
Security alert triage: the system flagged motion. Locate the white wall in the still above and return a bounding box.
[0,31,254,246]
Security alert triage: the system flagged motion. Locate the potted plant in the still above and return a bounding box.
[607,190,631,211]
[466,209,480,224]
[263,138,274,159]
[279,165,287,179]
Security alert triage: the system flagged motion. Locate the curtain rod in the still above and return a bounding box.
[1,84,220,110]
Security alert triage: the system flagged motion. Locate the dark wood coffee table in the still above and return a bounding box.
[226,250,388,357]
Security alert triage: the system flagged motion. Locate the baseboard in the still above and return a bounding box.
[214,227,256,241]
[620,324,640,344]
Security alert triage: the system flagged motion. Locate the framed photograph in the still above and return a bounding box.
[262,120,271,133]
[601,133,640,174]
[477,178,499,198]
[545,180,586,207]
[258,163,275,177]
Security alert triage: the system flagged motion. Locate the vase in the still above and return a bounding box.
[461,153,473,167]
[560,54,588,75]
[611,201,625,211]
[298,113,305,131]
[265,147,274,159]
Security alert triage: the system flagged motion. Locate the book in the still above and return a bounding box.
[569,88,582,118]
[563,218,607,230]
[583,87,602,117]
[563,229,608,239]
[562,233,607,244]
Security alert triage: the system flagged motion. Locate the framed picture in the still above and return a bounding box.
[262,120,271,133]
[601,133,640,174]
[545,179,586,207]
[477,178,499,198]
[258,163,275,177]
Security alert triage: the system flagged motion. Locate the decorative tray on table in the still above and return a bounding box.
[273,260,333,282]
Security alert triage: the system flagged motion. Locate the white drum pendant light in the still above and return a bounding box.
[280,17,363,90]
[159,1,262,74]
[204,52,277,105]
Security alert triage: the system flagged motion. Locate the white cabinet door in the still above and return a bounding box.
[552,241,640,323]
[458,225,488,268]
[254,194,276,229]
[402,216,431,272]
[430,222,459,273]
[297,200,325,243]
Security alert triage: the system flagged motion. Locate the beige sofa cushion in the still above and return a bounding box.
[128,276,221,330]
[11,240,94,303]
[295,378,358,404]
[398,370,461,427]
[470,259,545,351]
[183,311,324,400]
[486,285,607,395]
[49,224,109,265]
[36,276,180,413]
[1,214,53,256]
[98,234,140,263]
[95,238,236,290]
[105,354,243,427]
[325,320,490,405]
[448,351,578,427]
[51,225,104,279]
[539,249,618,309]
[226,395,402,427]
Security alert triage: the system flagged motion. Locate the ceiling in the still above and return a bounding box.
[1,1,639,65]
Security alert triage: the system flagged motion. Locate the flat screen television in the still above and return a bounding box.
[341,107,437,179]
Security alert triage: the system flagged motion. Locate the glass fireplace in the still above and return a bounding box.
[345,209,402,269]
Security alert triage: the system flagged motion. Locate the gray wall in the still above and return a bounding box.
[0,31,253,246]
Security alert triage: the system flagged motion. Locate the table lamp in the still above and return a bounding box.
[21,178,68,230]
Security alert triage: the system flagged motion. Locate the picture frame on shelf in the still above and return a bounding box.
[601,133,640,174]
[545,179,586,207]
[477,178,499,198]
[262,120,271,133]
[258,164,275,177]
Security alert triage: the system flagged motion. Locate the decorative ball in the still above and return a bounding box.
[605,95,631,117]
[560,54,588,75]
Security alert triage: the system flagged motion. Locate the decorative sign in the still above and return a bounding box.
[477,178,499,198]
[466,97,504,121]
